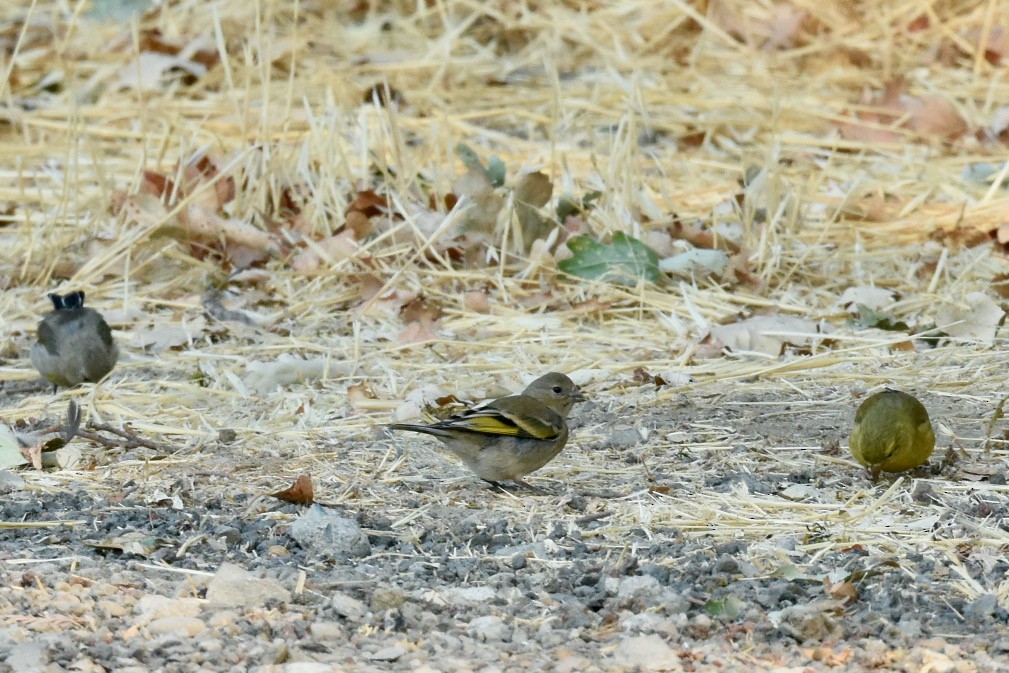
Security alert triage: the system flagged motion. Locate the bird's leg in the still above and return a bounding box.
[483,479,509,493]
[512,479,545,494]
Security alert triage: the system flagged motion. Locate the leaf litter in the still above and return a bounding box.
[2,1,1009,670]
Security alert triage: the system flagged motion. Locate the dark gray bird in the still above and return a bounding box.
[30,291,118,391]
[389,372,586,487]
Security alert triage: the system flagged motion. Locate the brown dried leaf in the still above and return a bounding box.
[270,474,314,506]
[346,189,388,218]
[180,155,236,211]
[139,170,175,203]
[396,320,439,344]
[961,26,1008,66]
[905,94,968,140]
[347,383,378,410]
[513,171,552,208]
[997,223,1009,245]
[291,231,360,274]
[454,168,504,235]
[839,79,967,143]
[21,443,43,470]
[511,171,556,251]
[400,296,442,324]
[824,579,858,603]
[463,290,491,313]
[178,206,279,255]
[397,296,442,344]
[344,210,373,240]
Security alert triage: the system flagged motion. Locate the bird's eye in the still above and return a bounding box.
[552,386,563,394]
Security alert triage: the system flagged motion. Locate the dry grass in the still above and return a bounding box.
[3,0,1009,629]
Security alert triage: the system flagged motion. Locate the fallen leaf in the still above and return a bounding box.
[397,296,442,344]
[463,290,491,313]
[558,232,661,286]
[709,0,812,50]
[453,167,505,237]
[0,425,27,469]
[270,474,314,506]
[906,93,969,140]
[839,286,896,312]
[21,443,42,472]
[853,305,909,332]
[457,143,505,187]
[139,170,175,203]
[838,79,968,143]
[347,383,378,410]
[824,579,858,603]
[991,273,1009,298]
[346,189,388,218]
[555,190,601,222]
[84,532,165,557]
[179,155,236,212]
[960,26,1009,66]
[934,292,1005,344]
[115,51,206,91]
[291,230,360,274]
[396,320,439,344]
[664,217,741,253]
[658,248,731,279]
[177,206,279,256]
[244,355,352,394]
[512,171,555,250]
[710,315,825,356]
[704,596,745,618]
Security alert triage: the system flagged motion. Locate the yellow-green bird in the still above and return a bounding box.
[849,389,935,477]
[30,291,118,392]
[389,372,586,488]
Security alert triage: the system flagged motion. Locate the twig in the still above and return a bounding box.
[83,422,169,451]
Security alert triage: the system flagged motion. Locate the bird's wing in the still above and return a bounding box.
[93,314,115,348]
[37,320,60,355]
[438,395,564,440]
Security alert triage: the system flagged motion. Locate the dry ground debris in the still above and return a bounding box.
[3,1,1009,671]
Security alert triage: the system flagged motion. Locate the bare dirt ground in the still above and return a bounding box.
[3,1,1009,671]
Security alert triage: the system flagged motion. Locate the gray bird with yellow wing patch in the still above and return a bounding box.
[31,291,118,391]
[389,372,585,487]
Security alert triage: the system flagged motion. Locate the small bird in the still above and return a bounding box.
[389,372,586,488]
[849,389,935,478]
[30,291,119,391]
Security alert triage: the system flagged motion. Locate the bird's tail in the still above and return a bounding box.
[388,423,453,439]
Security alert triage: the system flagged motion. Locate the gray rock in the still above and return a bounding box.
[437,586,496,606]
[309,621,345,639]
[965,593,998,620]
[467,615,509,642]
[607,425,643,448]
[605,574,660,601]
[612,634,678,670]
[368,644,408,661]
[251,664,337,673]
[330,592,367,621]
[289,505,371,558]
[206,562,291,609]
[371,587,407,612]
[0,470,26,494]
[5,640,49,673]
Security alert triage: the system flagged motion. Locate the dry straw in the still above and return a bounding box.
[1,0,1009,607]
